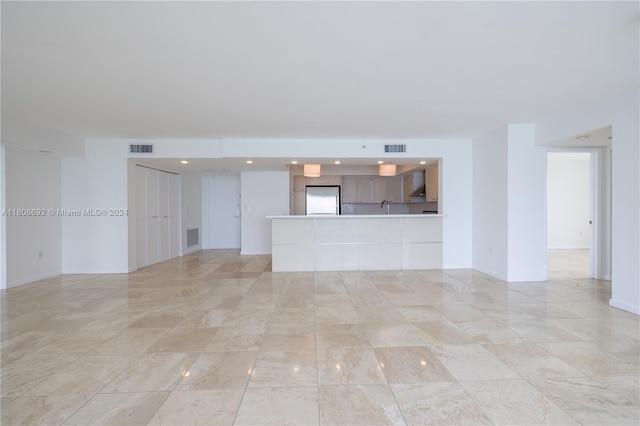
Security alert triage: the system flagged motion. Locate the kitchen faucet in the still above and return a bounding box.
[381,200,390,215]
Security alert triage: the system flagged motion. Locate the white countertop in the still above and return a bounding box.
[266,214,443,219]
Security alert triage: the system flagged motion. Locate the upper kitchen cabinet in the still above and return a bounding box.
[425,163,439,202]
[342,176,373,203]
[292,175,306,192]
[306,175,342,186]
[373,176,403,203]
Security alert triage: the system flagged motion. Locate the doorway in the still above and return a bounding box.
[547,152,592,279]
[205,177,241,249]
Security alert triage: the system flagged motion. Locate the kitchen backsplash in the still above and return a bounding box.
[342,201,437,215]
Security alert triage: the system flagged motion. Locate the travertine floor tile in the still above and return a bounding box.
[484,342,587,378]
[147,389,244,425]
[248,350,317,387]
[102,352,197,392]
[461,380,579,425]
[1,394,91,425]
[235,387,319,425]
[374,346,455,384]
[0,355,78,397]
[392,382,492,425]
[175,351,257,390]
[317,347,386,385]
[530,376,640,425]
[318,384,405,425]
[62,391,168,425]
[431,344,520,381]
[25,355,136,396]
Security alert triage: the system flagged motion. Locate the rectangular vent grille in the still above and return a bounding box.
[186,228,199,247]
[384,144,406,153]
[129,144,153,153]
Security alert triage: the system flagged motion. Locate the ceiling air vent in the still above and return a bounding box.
[384,144,406,153]
[129,144,153,154]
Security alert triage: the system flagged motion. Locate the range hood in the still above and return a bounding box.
[410,185,426,197]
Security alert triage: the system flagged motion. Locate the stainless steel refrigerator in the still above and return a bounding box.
[306,186,341,215]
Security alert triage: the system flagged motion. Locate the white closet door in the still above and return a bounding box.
[136,166,149,268]
[169,173,181,258]
[146,169,160,265]
[158,172,171,262]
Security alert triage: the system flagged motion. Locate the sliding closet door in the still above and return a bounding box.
[136,166,149,268]
[136,165,182,269]
[158,172,171,262]
[169,173,181,258]
[146,168,160,265]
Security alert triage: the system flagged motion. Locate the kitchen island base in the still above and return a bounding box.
[268,215,443,272]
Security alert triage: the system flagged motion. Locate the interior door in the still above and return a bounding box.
[207,177,241,249]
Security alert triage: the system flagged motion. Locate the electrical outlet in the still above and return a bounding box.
[38,250,44,259]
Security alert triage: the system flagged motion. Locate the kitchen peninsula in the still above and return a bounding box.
[268,215,443,272]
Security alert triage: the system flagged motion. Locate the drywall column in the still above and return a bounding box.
[5,148,62,286]
[472,127,509,280]
[0,145,6,289]
[62,140,129,273]
[507,124,547,281]
[609,94,640,313]
[472,124,547,282]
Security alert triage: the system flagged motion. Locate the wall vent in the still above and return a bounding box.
[384,144,406,153]
[187,228,199,247]
[129,144,153,153]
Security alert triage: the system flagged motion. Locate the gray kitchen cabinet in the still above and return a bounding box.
[425,164,439,202]
[373,176,402,203]
[342,176,373,203]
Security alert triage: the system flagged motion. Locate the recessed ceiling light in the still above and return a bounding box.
[180,160,189,164]
[419,161,426,165]
[291,160,298,164]
[377,161,384,164]
[334,160,341,165]
[576,135,590,141]
[246,160,253,164]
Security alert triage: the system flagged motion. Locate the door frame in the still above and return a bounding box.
[545,147,611,280]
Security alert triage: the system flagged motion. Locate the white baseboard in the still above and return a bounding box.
[182,246,202,256]
[609,299,640,315]
[472,265,508,281]
[61,269,129,274]
[240,250,271,256]
[547,246,589,250]
[7,271,61,288]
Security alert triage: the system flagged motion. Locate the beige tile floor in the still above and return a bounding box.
[1,249,638,425]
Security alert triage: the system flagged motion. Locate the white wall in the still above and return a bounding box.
[181,173,202,255]
[61,140,129,273]
[536,90,639,314]
[472,126,508,280]
[240,171,290,255]
[507,124,547,282]
[5,147,61,287]
[547,153,591,249]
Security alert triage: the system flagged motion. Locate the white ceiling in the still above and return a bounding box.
[2,1,638,158]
